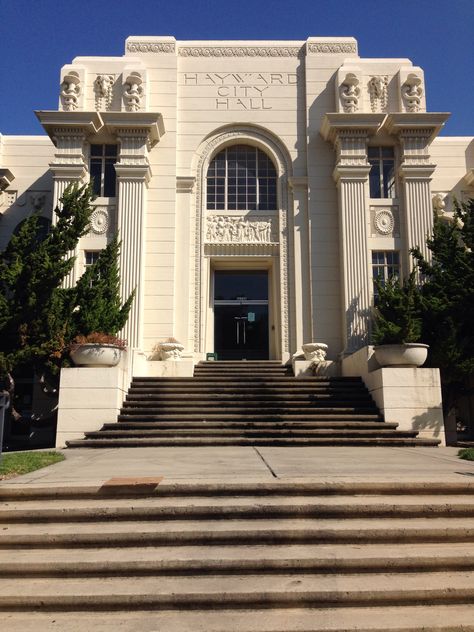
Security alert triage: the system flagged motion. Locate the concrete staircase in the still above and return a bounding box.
[67,361,440,448]
[1,481,474,630]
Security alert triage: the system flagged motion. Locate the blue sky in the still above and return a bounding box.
[1,0,472,136]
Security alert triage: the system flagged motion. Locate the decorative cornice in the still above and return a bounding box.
[308,42,357,55]
[179,46,301,57]
[321,113,385,144]
[126,41,175,54]
[35,111,103,142]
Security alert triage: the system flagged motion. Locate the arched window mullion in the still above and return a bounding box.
[207,144,276,212]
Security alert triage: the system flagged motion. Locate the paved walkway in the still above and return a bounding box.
[2,446,473,486]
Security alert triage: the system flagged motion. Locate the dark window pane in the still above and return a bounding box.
[382,146,394,158]
[103,162,116,196]
[369,164,381,198]
[368,147,379,158]
[105,144,118,157]
[90,160,102,196]
[90,145,102,157]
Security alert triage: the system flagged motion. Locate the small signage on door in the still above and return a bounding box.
[247,312,255,322]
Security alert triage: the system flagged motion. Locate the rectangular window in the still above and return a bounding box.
[372,251,400,301]
[368,147,395,199]
[84,250,101,267]
[90,144,117,197]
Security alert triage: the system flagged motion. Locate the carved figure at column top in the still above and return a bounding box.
[340,73,360,113]
[368,75,388,113]
[123,72,144,112]
[94,74,114,111]
[60,71,81,111]
[432,192,446,214]
[402,73,423,112]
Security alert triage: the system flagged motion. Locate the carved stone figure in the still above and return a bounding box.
[368,75,388,113]
[29,192,46,211]
[206,216,275,243]
[60,71,81,111]
[340,73,360,113]
[402,74,423,112]
[432,192,447,214]
[123,72,144,112]
[302,342,328,362]
[94,74,114,111]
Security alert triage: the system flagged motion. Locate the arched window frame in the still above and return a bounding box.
[206,144,277,212]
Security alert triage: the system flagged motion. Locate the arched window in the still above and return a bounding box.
[206,145,277,211]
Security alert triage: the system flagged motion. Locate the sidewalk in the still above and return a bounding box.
[2,446,473,487]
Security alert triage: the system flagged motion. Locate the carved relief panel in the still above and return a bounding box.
[205,214,278,244]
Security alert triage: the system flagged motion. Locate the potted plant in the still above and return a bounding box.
[372,270,428,367]
[155,337,184,361]
[69,332,127,367]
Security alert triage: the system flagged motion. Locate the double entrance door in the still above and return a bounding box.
[214,271,269,360]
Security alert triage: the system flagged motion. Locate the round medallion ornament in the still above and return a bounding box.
[374,209,394,235]
[90,208,109,235]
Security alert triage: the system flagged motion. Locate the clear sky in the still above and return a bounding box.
[0,0,472,136]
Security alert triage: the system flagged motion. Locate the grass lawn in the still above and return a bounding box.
[0,451,65,480]
[458,448,474,462]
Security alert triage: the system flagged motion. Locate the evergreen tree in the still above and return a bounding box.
[411,198,474,412]
[71,236,134,338]
[0,184,94,379]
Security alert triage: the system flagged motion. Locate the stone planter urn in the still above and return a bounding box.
[302,342,328,362]
[373,343,429,368]
[157,341,184,361]
[70,343,123,368]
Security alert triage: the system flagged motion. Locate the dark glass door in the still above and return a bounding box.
[214,271,269,360]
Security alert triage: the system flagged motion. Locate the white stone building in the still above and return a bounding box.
[0,36,473,444]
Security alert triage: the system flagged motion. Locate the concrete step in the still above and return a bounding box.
[2,542,473,576]
[122,400,375,409]
[4,605,474,632]
[118,409,382,418]
[120,405,378,415]
[105,422,400,430]
[66,437,440,448]
[125,393,374,401]
[84,429,418,439]
[3,497,474,523]
[1,571,474,610]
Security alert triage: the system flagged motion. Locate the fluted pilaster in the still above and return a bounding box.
[288,177,312,351]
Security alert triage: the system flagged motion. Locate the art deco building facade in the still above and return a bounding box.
[0,36,472,372]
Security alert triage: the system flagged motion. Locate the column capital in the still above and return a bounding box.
[35,111,103,140]
[333,164,371,185]
[176,176,196,193]
[398,164,436,180]
[0,168,14,191]
[383,112,450,143]
[101,112,165,148]
[115,164,151,183]
[320,113,385,145]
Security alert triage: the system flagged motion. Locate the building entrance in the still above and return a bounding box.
[214,271,269,360]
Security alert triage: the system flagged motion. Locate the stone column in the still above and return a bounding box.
[288,177,312,351]
[385,113,450,269]
[334,142,371,354]
[114,130,152,350]
[321,114,386,354]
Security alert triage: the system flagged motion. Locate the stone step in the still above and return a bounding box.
[118,409,381,418]
[1,571,474,611]
[131,377,363,384]
[4,605,474,632]
[105,421,399,430]
[120,402,377,419]
[3,498,474,523]
[125,393,374,401]
[66,437,440,448]
[2,542,473,575]
[85,429,417,440]
[123,399,375,408]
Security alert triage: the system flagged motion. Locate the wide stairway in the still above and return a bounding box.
[1,481,474,630]
[67,361,440,448]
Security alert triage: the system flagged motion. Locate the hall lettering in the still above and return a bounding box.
[215,98,272,110]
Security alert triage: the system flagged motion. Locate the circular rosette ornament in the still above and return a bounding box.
[374,210,394,235]
[90,208,109,235]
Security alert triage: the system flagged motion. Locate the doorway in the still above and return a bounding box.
[213,271,269,360]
